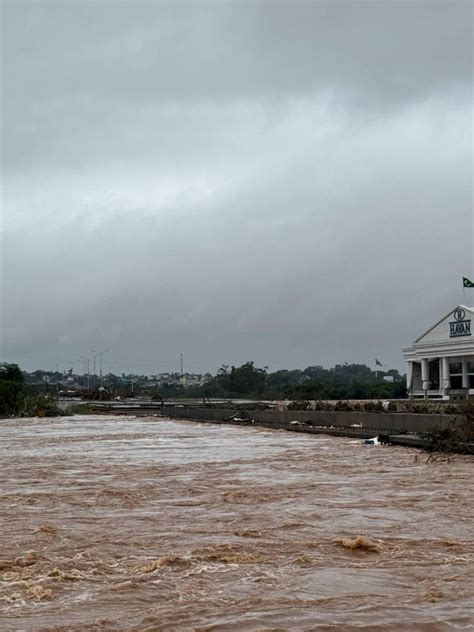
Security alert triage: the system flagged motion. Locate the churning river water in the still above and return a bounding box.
[1,415,473,631]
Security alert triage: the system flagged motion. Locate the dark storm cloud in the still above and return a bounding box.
[3,1,471,106]
[1,1,472,373]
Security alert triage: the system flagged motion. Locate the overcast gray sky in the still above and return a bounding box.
[1,0,472,375]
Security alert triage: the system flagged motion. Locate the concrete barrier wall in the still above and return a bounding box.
[166,407,459,434]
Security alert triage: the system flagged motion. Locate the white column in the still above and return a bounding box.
[406,361,413,392]
[421,358,430,391]
[461,357,469,389]
[442,357,450,391]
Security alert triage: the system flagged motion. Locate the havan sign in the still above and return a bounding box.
[449,308,471,338]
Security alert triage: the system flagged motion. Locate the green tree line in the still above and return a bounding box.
[203,361,406,400]
[1,361,407,414]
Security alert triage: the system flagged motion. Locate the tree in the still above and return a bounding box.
[0,363,25,416]
[228,362,267,395]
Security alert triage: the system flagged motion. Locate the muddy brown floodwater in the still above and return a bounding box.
[1,415,473,631]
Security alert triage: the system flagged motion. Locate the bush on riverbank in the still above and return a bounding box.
[20,393,63,417]
[69,403,93,415]
[424,401,474,457]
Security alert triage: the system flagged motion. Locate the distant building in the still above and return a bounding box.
[402,305,474,400]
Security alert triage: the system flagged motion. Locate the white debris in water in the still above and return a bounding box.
[363,437,381,445]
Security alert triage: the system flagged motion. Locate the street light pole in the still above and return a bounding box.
[88,351,98,390]
[80,355,91,390]
[93,349,110,387]
[78,359,87,382]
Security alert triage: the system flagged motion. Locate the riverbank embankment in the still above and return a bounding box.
[88,403,473,450]
[156,406,457,434]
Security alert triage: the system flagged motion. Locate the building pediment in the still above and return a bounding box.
[414,305,474,345]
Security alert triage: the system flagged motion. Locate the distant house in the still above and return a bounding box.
[402,305,474,400]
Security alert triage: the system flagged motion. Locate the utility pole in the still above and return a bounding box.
[80,355,91,390]
[78,359,87,387]
[93,349,109,387]
[89,351,98,390]
[180,353,183,377]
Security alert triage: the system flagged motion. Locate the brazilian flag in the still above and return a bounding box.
[463,277,474,288]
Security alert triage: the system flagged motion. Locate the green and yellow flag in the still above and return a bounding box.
[463,277,474,288]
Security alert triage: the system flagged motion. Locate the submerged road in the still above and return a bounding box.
[1,415,473,631]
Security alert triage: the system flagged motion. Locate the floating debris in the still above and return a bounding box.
[35,524,58,536]
[363,437,381,445]
[340,536,381,552]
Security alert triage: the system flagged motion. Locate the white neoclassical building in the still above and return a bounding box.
[403,305,474,400]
